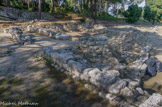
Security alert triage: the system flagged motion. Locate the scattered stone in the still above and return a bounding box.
[93,88,99,94]
[156,61,162,72]
[128,80,140,89]
[98,91,106,98]
[145,57,157,67]
[146,66,156,76]
[105,94,121,105]
[120,87,134,97]
[3,28,9,33]
[84,84,96,90]
[136,87,144,95]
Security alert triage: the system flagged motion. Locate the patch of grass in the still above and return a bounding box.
[44,58,52,66]
[8,77,23,86]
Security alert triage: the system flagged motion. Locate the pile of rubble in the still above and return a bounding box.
[27,25,72,40]
[4,26,34,45]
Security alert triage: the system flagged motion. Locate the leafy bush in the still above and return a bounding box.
[43,3,50,12]
[144,6,157,24]
[146,0,162,21]
[123,5,142,23]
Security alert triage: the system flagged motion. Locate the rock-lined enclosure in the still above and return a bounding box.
[40,32,161,106]
[3,24,162,106]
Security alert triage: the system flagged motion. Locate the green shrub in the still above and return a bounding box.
[123,5,142,23]
[43,3,50,12]
[144,6,157,24]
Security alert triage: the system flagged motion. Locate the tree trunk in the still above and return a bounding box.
[42,0,45,11]
[51,0,55,14]
[87,0,89,7]
[81,0,83,12]
[90,0,93,19]
[32,0,35,11]
[6,0,10,7]
[116,3,119,17]
[38,0,42,20]
[99,0,102,16]
[27,0,30,10]
[152,19,155,25]
[94,0,97,22]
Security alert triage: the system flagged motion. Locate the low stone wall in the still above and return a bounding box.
[39,32,162,106]
[74,33,152,81]
[4,26,34,45]
[41,46,147,106]
[27,25,72,41]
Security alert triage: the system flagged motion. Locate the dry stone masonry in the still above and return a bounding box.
[41,46,144,106]
[3,22,162,106]
[39,29,162,106]
[4,26,34,45]
[27,25,72,41]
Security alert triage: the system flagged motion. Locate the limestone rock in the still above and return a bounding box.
[108,79,127,94]
[120,87,134,97]
[3,28,9,33]
[104,70,120,77]
[156,61,162,72]
[147,66,156,76]
[145,57,157,67]
[67,60,86,73]
[136,87,144,95]
[128,80,140,89]
[55,34,72,40]
[98,91,106,98]
[139,93,162,107]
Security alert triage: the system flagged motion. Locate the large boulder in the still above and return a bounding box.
[139,93,162,107]
[145,58,157,76]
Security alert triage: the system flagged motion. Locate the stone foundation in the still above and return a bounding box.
[40,45,146,106]
[6,26,34,45]
[39,31,162,106]
[27,25,72,41]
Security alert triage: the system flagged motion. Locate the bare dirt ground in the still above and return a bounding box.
[0,19,162,106]
[0,33,111,107]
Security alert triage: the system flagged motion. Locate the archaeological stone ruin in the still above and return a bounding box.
[3,23,162,106]
[4,26,34,45]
